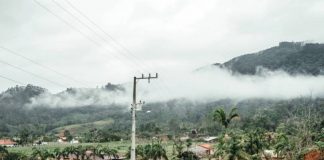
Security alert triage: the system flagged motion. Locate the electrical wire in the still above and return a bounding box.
[0,59,67,88]
[33,0,141,75]
[0,74,25,85]
[34,0,172,99]
[63,0,173,96]
[0,45,91,88]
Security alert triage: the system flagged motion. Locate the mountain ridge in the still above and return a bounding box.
[213,41,324,75]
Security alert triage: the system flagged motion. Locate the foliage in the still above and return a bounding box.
[218,42,324,76]
[127,139,168,160]
[213,107,239,129]
[243,129,266,155]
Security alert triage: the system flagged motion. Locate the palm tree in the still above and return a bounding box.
[95,145,105,160]
[144,140,168,160]
[224,136,250,160]
[52,147,62,160]
[31,147,42,160]
[186,139,192,152]
[99,147,118,160]
[173,139,184,157]
[244,130,265,156]
[93,145,103,160]
[274,134,292,159]
[31,148,53,160]
[75,145,86,160]
[151,143,168,160]
[62,146,75,159]
[213,107,239,129]
[214,134,228,160]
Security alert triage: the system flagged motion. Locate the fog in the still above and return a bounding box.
[27,66,324,107]
[140,66,324,102]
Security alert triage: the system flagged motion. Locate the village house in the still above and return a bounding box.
[0,139,17,147]
[189,143,214,157]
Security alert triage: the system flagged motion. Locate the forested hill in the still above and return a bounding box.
[0,84,127,137]
[214,42,324,75]
[0,84,323,145]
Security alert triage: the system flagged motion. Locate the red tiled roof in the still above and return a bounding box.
[0,139,16,145]
[198,144,213,150]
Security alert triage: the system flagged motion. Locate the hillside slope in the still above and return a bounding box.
[214,42,324,75]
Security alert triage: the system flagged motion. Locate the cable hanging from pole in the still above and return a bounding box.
[33,0,142,76]
[0,45,91,88]
[0,74,26,85]
[0,59,67,88]
[59,0,173,96]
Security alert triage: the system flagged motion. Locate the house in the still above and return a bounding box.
[0,139,17,147]
[304,149,322,160]
[261,150,282,160]
[57,131,68,143]
[70,138,79,144]
[155,134,171,141]
[57,136,68,143]
[189,143,213,157]
[180,136,190,141]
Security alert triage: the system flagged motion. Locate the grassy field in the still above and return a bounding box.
[50,119,114,135]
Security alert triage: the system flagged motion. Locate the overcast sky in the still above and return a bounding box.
[1,0,324,93]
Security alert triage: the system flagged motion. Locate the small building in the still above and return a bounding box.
[180,136,190,141]
[304,149,322,160]
[57,136,68,143]
[189,143,213,157]
[0,139,17,147]
[261,150,281,160]
[70,138,79,144]
[155,134,171,141]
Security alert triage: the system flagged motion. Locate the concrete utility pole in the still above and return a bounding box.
[131,73,158,160]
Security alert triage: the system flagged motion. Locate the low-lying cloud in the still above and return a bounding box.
[27,66,324,107]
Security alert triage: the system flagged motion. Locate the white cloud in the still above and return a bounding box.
[1,0,324,93]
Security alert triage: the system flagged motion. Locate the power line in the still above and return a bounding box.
[52,0,145,74]
[63,0,173,96]
[0,59,66,88]
[0,45,91,88]
[34,0,172,98]
[33,0,141,75]
[64,0,151,71]
[0,74,25,85]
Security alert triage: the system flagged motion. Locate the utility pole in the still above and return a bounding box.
[131,73,158,160]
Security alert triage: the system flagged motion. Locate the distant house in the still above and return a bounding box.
[70,138,79,144]
[0,139,17,147]
[262,150,281,160]
[189,143,213,157]
[180,136,190,141]
[155,134,171,141]
[304,149,322,160]
[57,131,68,143]
[57,136,68,143]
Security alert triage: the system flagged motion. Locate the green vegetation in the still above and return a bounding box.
[0,84,323,159]
[216,42,324,76]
